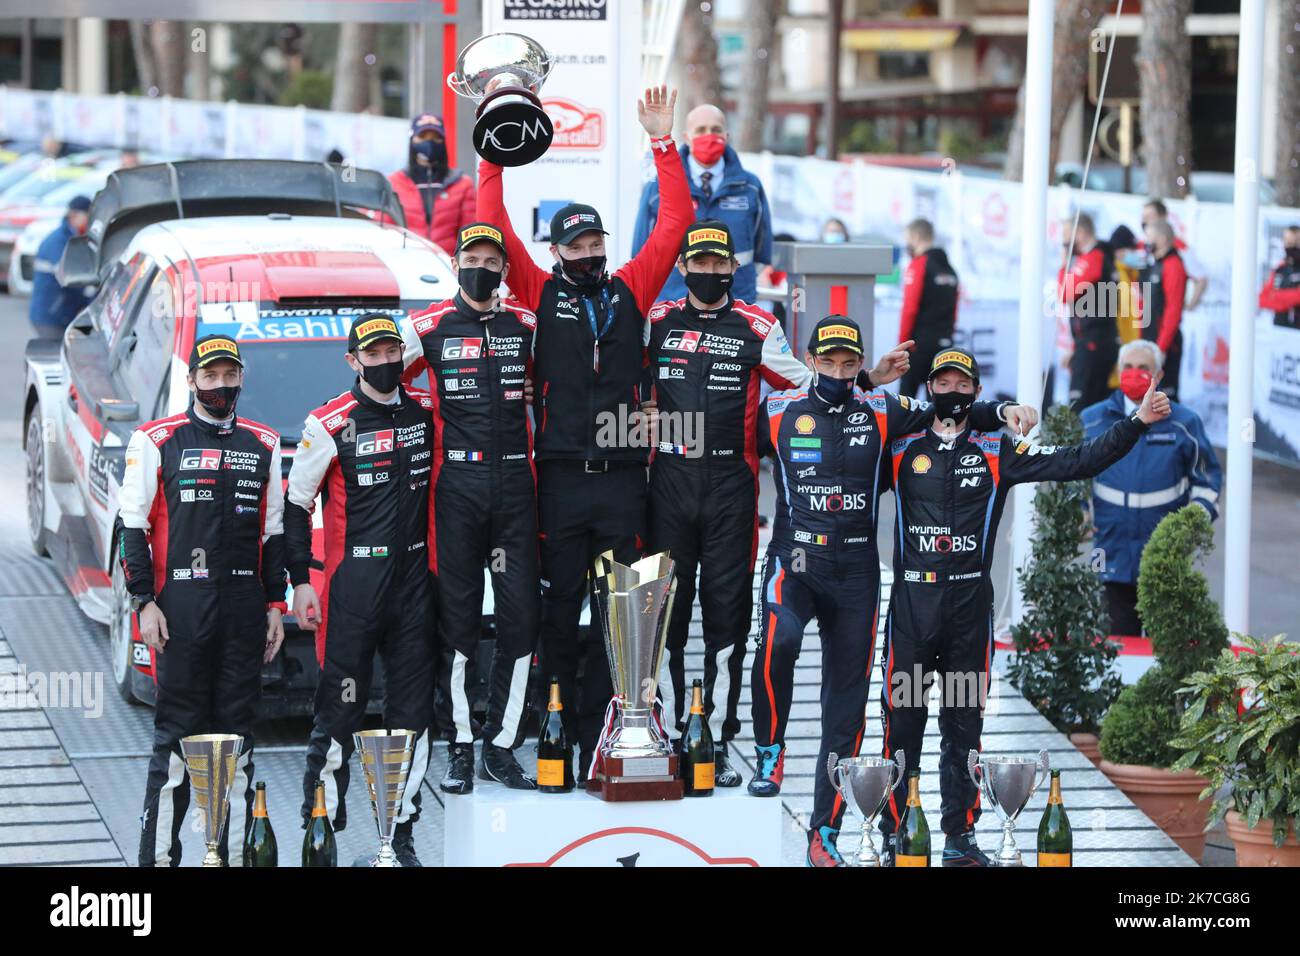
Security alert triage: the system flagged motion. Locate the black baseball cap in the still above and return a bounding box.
[681,220,735,260]
[189,334,244,371]
[928,346,980,383]
[808,315,864,357]
[454,222,508,258]
[67,195,92,213]
[550,203,607,246]
[348,313,404,352]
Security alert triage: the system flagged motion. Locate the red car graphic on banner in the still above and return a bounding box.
[543,97,606,150]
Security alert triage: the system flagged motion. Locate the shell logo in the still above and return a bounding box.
[795,415,816,435]
[912,454,932,474]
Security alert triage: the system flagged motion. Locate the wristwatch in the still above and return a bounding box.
[129,594,154,614]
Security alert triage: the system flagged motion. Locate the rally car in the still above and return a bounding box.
[23,159,460,715]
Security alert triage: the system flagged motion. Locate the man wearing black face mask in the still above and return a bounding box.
[476,86,692,779]
[1259,225,1300,329]
[118,335,287,866]
[399,223,541,793]
[879,346,1169,866]
[286,316,437,865]
[386,112,475,253]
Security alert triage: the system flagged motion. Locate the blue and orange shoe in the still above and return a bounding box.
[747,743,784,796]
[943,830,993,867]
[806,827,846,867]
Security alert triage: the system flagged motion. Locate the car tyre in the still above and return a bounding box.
[109,551,144,706]
[25,408,50,557]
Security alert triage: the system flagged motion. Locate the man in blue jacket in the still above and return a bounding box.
[29,195,93,340]
[631,104,772,303]
[1081,339,1222,636]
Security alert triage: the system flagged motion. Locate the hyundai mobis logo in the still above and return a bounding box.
[503,0,609,20]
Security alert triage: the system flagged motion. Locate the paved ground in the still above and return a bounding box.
[0,292,1291,866]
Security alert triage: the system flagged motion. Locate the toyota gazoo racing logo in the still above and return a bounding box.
[543,97,605,149]
[180,448,222,471]
[442,337,483,360]
[910,525,978,553]
[663,330,702,352]
[355,430,395,457]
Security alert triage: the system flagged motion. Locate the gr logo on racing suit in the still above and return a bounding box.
[442,338,484,360]
[663,330,702,352]
[356,430,395,456]
[180,449,222,470]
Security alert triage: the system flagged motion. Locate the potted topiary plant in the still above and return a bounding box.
[1171,634,1300,867]
[1098,504,1228,861]
[1008,404,1122,761]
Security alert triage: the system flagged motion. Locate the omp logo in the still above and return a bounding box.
[543,98,605,149]
[356,430,394,456]
[180,449,221,470]
[324,414,346,430]
[442,338,483,360]
[414,316,436,334]
[664,330,701,352]
[49,886,151,935]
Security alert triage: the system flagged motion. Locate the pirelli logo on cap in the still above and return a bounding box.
[460,224,503,246]
[933,349,973,370]
[197,338,238,358]
[818,324,859,343]
[688,227,729,246]
[355,317,399,340]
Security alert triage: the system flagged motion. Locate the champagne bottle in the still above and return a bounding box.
[896,771,931,866]
[1037,769,1072,866]
[243,781,278,868]
[302,781,336,868]
[681,679,715,797]
[537,677,575,793]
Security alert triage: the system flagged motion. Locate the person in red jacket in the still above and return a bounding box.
[387,113,476,253]
[1259,225,1300,329]
[1138,219,1188,400]
[1058,213,1119,411]
[897,217,959,400]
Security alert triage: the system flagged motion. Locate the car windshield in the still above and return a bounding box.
[4,166,95,203]
[235,339,358,442]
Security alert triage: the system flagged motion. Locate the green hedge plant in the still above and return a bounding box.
[1099,505,1228,767]
[1171,635,1300,847]
[1008,404,1122,734]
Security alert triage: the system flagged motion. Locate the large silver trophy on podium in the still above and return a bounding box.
[180,733,244,868]
[588,551,683,801]
[447,32,555,166]
[355,729,417,867]
[828,751,904,867]
[968,749,1050,866]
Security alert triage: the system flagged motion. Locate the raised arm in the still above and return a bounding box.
[475,160,549,311]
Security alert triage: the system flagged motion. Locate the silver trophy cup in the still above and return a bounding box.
[967,749,1050,866]
[355,729,416,867]
[827,750,904,866]
[446,32,556,166]
[180,733,244,868]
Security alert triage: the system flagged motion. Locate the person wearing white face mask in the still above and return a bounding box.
[821,218,850,244]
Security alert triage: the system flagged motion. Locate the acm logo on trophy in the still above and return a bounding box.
[447,32,557,166]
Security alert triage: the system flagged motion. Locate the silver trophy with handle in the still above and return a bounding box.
[180,733,244,868]
[967,749,1050,866]
[355,729,416,867]
[446,32,556,165]
[828,750,904,866]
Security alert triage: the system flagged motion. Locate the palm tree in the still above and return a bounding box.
[676,0,724,110]
[1136,0,1193,198]
[1275,0,1300,207]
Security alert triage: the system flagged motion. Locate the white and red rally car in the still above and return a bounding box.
[23,159,457,713]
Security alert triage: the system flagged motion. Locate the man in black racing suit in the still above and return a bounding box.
[750,317,1024,867]
[287,315,436,866]
[879,346,1169,866]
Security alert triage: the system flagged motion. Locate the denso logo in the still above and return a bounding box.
[442,338,483,360]
[180,448,221,471]
[711,362,743,372]
[664,330,701,352]
[356,430,395,456]
[501,364,526,374]
[917,532,978,553]
[809,492,868,512]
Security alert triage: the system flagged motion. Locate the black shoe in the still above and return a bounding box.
[478,743,537,790]
[577,749,592,787]
[392,821,422,867]
[440,742,475,795]
[943,830,993,867]
[714,744,742,788]
[880,833,897,868]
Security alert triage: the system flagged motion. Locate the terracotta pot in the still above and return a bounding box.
[1225,810,1300,867]
[1098,760,1210,861]
[1069,732,1102,766]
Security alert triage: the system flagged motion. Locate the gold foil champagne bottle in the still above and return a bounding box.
[537,677,575,793]
[302,781,337,868]
[681,679,715,797]
[896,770,931,866]
[243,781,278,867]
[1037,769,1072,866]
